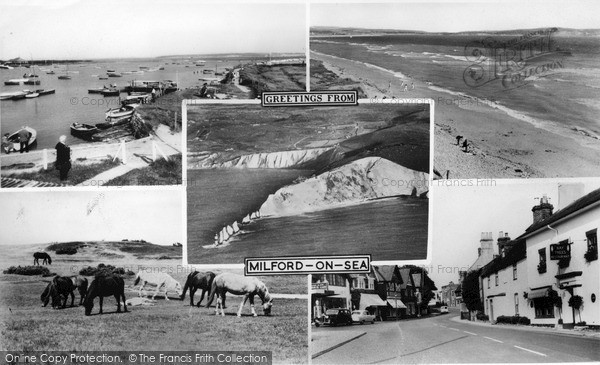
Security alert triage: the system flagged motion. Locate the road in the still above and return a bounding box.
[312,309,600,363]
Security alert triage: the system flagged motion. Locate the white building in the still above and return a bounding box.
[481,239,534,321]
[520,191,599,327]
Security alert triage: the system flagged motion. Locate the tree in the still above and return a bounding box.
[461,269,483,314]
[568,295,583,323]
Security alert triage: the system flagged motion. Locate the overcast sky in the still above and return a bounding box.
[428,180,600,287]
[0,190,182,246]
[0,0,306,59]
[311,0,600,32]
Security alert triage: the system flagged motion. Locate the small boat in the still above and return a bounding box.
[35,89,56,96]
[23,73,39,78]
[24,79,41,85]
[105,105,134,119]
[100,88,120,97]
[107,69,116,72]
[25,92,39,98]
[7,126,37,152]
[4,78,28,85]
[107,72,122,77]
[70,123,99,140]
[88,87,105,94]
[10,91,30,100]
[99,76,108,80]
[46,70,55,75]
[95,117,131,130]
[0,64,14,70]
[58,75,71,80]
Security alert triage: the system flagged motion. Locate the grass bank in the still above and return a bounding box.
[2,158,120,186]
[239,64,306,97]
[106,154,182,186]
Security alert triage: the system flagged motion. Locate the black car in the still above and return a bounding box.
[320,308,353,327]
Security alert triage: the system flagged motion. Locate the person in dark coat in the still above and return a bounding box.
[199,83,208,97]
[55,135,71,181]
[18,127,30,153]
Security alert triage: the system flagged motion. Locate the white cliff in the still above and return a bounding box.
[259,157,429,217]
[188,148,332,169]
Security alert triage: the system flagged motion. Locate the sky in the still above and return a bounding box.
[311,0,600,33]
[0,0,306,60]
[428,179,600,287]
[0,189,182,246]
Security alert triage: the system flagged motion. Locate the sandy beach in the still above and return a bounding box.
[312,51,600,179]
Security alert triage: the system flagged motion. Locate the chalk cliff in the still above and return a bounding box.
[188,148,333,169]
[259,157,429,217]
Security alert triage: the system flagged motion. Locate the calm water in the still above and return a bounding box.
[0,59,237,149]
[187,169,429,263]
[312,34,600,137]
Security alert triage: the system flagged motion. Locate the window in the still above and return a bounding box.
[538,248,547,274]
[514,293,519,315]
[495,272,499,286]
[513,264,517,280]
[534,297,554,318]
[368,278,374,290]
[487,277,490,289]
[325,274,346,287]
[586,229,598,261]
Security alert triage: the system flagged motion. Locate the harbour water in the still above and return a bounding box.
[0,59,238,149]
[187,169,429,263]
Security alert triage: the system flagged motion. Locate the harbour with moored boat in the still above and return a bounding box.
[0,58,239,150]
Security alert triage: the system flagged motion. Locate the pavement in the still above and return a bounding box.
[449,315,600,338]
[311,310,600,364]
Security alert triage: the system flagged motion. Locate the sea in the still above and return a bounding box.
[187,169,429,264]
[0,59,238,150]
[311,32,600,139]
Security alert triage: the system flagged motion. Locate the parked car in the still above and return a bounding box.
[320,308,353,327]
[440,306,449,313]
[351,310,376,324]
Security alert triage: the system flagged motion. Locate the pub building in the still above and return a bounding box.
[480,187,599,328]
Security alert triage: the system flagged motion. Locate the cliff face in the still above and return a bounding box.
[188,148,332,169]
[259,157,429,217]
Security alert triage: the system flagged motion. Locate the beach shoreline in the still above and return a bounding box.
[311,50,600,178]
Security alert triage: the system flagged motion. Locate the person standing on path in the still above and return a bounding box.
[55,135,72,182]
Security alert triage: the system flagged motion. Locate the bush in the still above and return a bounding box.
[518,316,531,325]
[476,312,489,321]
[56,247,77,255]
[3,265,51,276]
[79,264,133,277]
[496,315,530,325]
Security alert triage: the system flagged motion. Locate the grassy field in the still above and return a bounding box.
[0,243,307,363]
[2,158,120,186]
[239,64,306,98]
[106,154,182,186]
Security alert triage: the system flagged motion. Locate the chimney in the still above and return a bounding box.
[497,231,512,255]
[532,194,554,224]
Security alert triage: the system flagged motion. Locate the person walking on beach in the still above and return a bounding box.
[462,139,469,153]
[18,127,30,153]
[55,135,71,182]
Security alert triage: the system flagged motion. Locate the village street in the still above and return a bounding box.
[312,309,600,364]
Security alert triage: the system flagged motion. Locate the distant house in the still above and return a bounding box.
[372,265,406,320]
[311,274,352,322]
[440,281,461,307]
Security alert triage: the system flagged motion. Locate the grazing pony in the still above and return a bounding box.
[134,271,182,300]
[206,273,273,317]
[41,276,87,309]
[33,252,52,265]
[180,271,215,307]
[84,275,127,316]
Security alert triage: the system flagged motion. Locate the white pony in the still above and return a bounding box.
[134,271,182,301]
[205,272,273,317]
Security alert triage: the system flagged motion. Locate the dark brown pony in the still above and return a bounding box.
[41,276,87,309]
[84,275,127,316]
[180,271,215,306]
[33,252,52,265]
